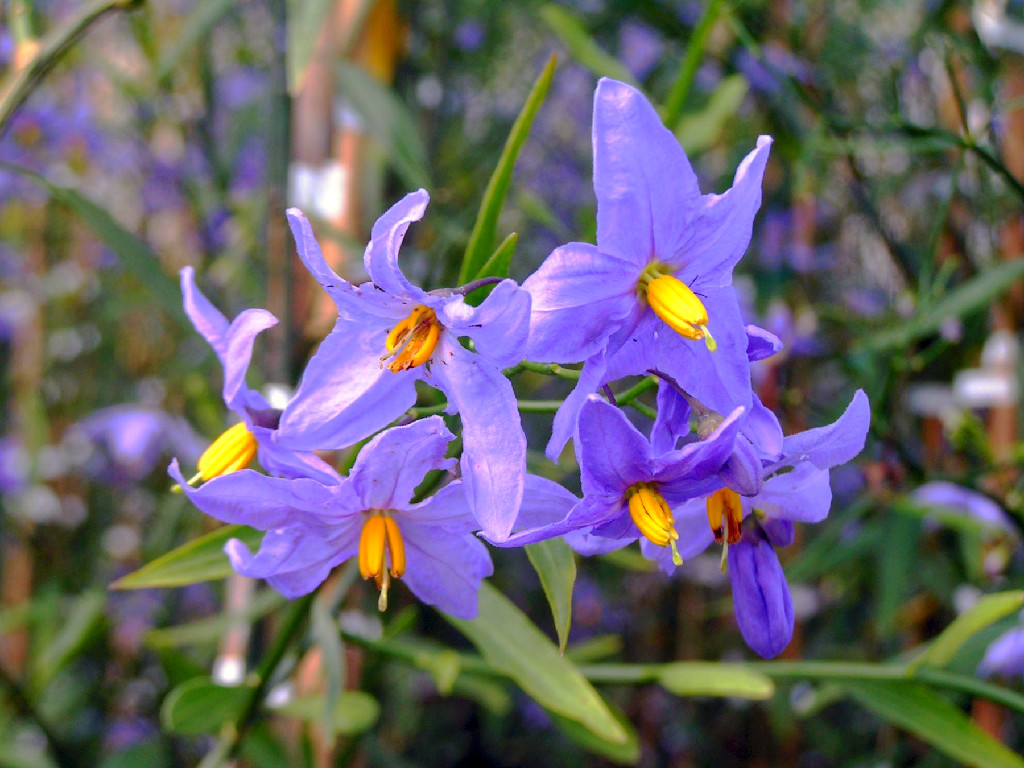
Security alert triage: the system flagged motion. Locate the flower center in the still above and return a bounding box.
[637,265,716,351]
[706,488,744,546]
[358,512,407,611]
[196,421,257,481]
[626,482,682,565]
[382,305,442,372]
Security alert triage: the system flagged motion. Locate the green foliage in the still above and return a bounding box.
[538,5,636,86]
[914,591,1024,671]
[525,538,576,652]
[161,678,253,735]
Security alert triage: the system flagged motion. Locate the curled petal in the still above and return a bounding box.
[181,266,229,353]
[221,309,278,413]
[363,189,430,300]
[780,390,870,470]
[746,324,783,362]
[728,538,794,658]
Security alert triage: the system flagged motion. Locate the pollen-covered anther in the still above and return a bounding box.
[645,275,717,352]
[358,513,407,611]
[706,488,744,546]
[627,483,683,565]
[196,421,257,481]
[382,305,441,372]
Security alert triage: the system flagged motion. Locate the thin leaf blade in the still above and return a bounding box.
[525,538,576,653]
[916,591,1024,671]
[538,5,636,86]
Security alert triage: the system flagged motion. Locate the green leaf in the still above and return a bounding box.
[445,582,627,744]
[334,61,431,190]
[0,163,181,318]
[843,679,1024,768]
[270,692,380,735]
[662,0,723,128]
[538,5,636,87]
[859,258,1024,351]
[525,538,576,653]
[161,677,253,735]
[458,55,557,284]
[32,590,105,688]
[874,514,918,637]
[112,525,264,590]
[465,233,517,307]
[915,591,1024,671]
[675,75,749,155]
[548,701,640,765]
[658,662,775,700]
[145,590,285,648]
[286,0,335,93]
[156,0,234,81]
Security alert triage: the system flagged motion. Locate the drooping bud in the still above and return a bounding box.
[383,305,442,371]
[727,538,794,658]
[196,421,257,481]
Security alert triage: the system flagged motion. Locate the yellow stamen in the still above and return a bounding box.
[383,305,442,372]
[626,483,680,563]
[358,513,407,610]
[644,274,715,350]
[706,488,744,546]
[196,422,257,481]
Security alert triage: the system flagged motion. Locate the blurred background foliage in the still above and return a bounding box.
[5,0,1024,766]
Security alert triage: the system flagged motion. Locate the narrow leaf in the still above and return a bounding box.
[1,163,181,317]
[458,55,557,284]
[548,701,640,765]
[32,590,105,687]
[112,525,263,590]
[674,74,749,155]
[843,679,1024,768]
[662,0,722,128]
[916,591,1024,671]
[287,0,336,93]
[525,538,576,653]
[658,662,775,700]
[860,258,1024,351]
[465,233,517,307]
[334,61,431,190]
[538,5,637,86]
[161,677,253,735]
[445,582,627,744]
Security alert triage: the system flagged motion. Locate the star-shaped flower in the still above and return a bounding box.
[169,417,492,618]
[274,192,531,540]
[521,78,773,460]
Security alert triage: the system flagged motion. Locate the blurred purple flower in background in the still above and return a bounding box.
[979,614,1024,678]
[913,481,1018,537]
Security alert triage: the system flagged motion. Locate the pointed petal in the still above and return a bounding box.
[728,538,794,658]
[780,390,870,470]
[286,208,345,302]
[651,380,692,455]
[672,136,772,286]
[168,459,352,530]
[755,463,832,523]
[593,78,700,266]
[350,416,456,509]
[400,522,493,619]
[180,266,229,353]
[576,396,651,496]
[226,525,357,598]
[546,352,608,462]
[221,309,278,412]
[363,189,430,299]
[438,280,532,368]
[429,338,526,540]
[490,493,614,548]
[520,242,637,363]
[277,321,419,450]
[746,324,783,362]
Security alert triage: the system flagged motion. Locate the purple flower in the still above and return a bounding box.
[71,405,205,483]
[493,396,743,561]
[912,482,1017,537]
[170,417,492,618]
[728,524,794,658]
[275,193,531,540]
[521,78,773,460]
[179,267,333,484]
[979,616,1024,678]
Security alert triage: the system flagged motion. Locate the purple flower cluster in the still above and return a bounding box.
[171,79,869,655]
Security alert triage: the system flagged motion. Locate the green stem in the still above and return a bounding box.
[614,376,657,406]
[200,592,315,767]
[662,0,722,129]
[0,0,145,138]
[517,399,564,413]
[505,361,582,381]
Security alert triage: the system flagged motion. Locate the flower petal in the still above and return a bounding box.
[651,380,692,455]
[520,241,637,363]
[277,320,419,450]
[653,405,744,486]
[254,429,346,486]
[350,416,456,510]
[565,528,635,556]
[593,78,700,266]
[728,538,794,658]
[743,394,784,460]
[438,280,532,368]
[755,463,832,523]
[576,396,651,496]
[546,351,608,462]
[221,309,278,413]
[780,389,870,470]
[403,482,476,527]
[746,324,783,362]
[363,189,430,300]
[979,624,1024,678]
[671,136,772,287]
[180,266,228,353]
[400,522,493,619]
[226,525,357,598]
[912,482,1016,535]
[428,338,526,540]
